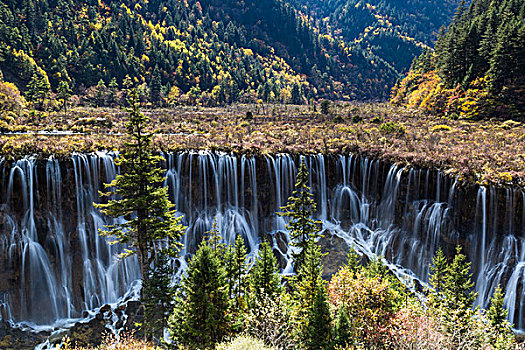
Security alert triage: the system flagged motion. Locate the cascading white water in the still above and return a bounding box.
[0,151,523,332]
[0,154,140,326]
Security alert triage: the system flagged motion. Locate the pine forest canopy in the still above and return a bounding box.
[291,0,462,72]
[0,0,461,104]
[392,0,525,119]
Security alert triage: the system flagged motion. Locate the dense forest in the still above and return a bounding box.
[291,0,461,73]
[0,0,459,106]
[392,0,525,119]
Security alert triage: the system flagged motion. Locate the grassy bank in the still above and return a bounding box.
[2,102,525,187]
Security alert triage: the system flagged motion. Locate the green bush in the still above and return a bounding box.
[332,115,345,123]
[351,115,363,123]
[380,121,405,135]
[370,116,383,124]
[320,100,331,115]
[216,335,277,350]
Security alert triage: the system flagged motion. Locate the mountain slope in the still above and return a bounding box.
[291,0,461,73]
[0,0,460,104]
[392,0,525,119]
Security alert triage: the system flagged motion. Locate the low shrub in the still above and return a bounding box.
[332,115,345,123]
[380,121,405,135]
[370,116,383,124]
[351,115,363,123]
[430,124,452,132]
[216,335,278,350]
[59,332,159,350]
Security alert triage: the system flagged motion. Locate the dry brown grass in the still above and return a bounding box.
[59,332,159,350]
[3,102,525,187]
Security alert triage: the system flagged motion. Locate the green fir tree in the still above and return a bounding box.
[290,82,302,105]
[149,65,162,106]
[304,283,332,350]
[334,307,352,348]
[169,237,230,349]
[487,285,513,344]
[94,89,185,339]
[94,79,107,107]
[108,77,119,106]
[226,234,248,309]
[26,70,50,109]
[443,245,477,313]
[345,246,361,273]
[224,234,249,332]
[57,80,72,114]
[294,240,332,350]
[248,240,282,307]
[440,245,478,347]
[428,247,448,309]
[279,161,320,271]
[142,252,174,339]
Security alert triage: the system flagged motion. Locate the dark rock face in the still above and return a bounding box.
[0,301,145,349]
[320,232,350,279]
[0,321,49,350]
[63,302,143,348]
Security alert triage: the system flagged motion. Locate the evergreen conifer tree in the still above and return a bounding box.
[487,285,512,335]
[304,283,332,350]
[290,82,302,105]
[142,252,174,339]
[429,247,448,309]
[227,234,248,309]
[485,285,515,348]
[149,65,162,106]
[57,80,72,114]
[345,246,361,273]
[123,75,134,90]
[279,161,320,271]
[365,256,389,279]
[443,245,477,313]
[94,79,107,107]
[94,89,185,338]
[169,237,230,349]
[334,307,352,349]
[108,77,119,106]
[224,234,249,332]
[320,100,330,115]
[441,245,477,347]
[26,70,50,109]
[294,240,332,350]
[248,240,282,306]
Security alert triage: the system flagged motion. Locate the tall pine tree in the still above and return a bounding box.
[169,237,230,349]
[57,80,72,115]
[443,245,477,313]
[428,247,448,309]
[279,161,320,271]
[25,70,50,109]
[293,240,332,350]
[226,234,248,309]
[149,65,162,106]
[248,240,282,306]
[440,245,478,347]
[94,89,185,338]
[486,285,514,346]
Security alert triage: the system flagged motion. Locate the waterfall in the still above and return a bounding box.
[0,152,523,332]
[0,154,140,326]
